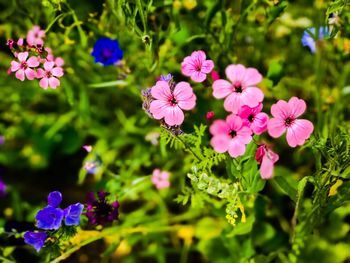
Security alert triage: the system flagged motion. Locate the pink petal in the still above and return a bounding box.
[152,169,161,177]
[55,57,64,67]
[267,118,286,138]
[212,79,232,99]
[24,68,36,80]
[178,94,196,110]
[181,59,196,77]
[52,67,64,77]
[160,171,170,180]
[18,52,28,62]
[240,87,264,108]
[27,56,39,67]
[149,100,168,119]
[39,78,49,89]
[15,69,25,81]
[44,61,55,71]
[228,139,246,158]
[164,106,184,126]
[237,105,253,119]
[151,81,172,100]
[236,126,253,144]
[226,114,243,131]
[36,68,45,78]
[11,61,20,72]
[201,60,214,74]
[49,77,60,88]
[191,71,207,82]
[173,82,194,100]
[209,120,230,135]
[288,97,306,118]
[286,119,314,147]
[243,67,262,86]
[210,134,230,153]
[260,155,274,179]
[223,93,241,113]
[271,100,291,119]
[191,50,206,61]
[225,64,246,83]
[251,112,269,135]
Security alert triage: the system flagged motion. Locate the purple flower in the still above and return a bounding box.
[47,191,62,207]
[159,73,173,82]
[24,231,46,252]
[0,136,4,145]
[91,38,123,66]
[0,178,6,197]
[64,203,84,226]
[85,191,120,225]
[301,27,329,53]
[36,206,64,230]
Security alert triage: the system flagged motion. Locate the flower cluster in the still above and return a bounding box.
[7,25,64,89]
[151,169,170,189]
[24,191,83,252]
[142,50,314,179]
[85,191,120,225]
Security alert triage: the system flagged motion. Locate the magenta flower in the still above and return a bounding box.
[267,97,314,147]
[238,103,269,135]
[211,70,220,81]
[37,61,64,89]
[151,169,170,189]
[210,115,252,158]
[206,111,215,120]
[212,64,264,114]
[255,144,279,179]
[149,81,196,126]
[181,50,214,82]
[26,25,45,46]
[10,52,39,81]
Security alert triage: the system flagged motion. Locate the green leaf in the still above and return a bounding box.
[272,176,297,202]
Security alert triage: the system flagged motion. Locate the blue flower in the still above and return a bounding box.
[47,191,62,207]
[301,27,329,53]
[64,203,84,226]
[36,206,64,230]
[24,231,47,252]
[91,38,123,66]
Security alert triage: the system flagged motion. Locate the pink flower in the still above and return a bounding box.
[206,111,215,120]
[267,97,314,147]
[181,50,214,82]
[255,144,279,179]
[10,52,39,81]
[27,25,45,46]
[151,169,170,189]
[238,103,269,135]
[149,81,196,126]
[211,70,220,81]
[212,64,264,114]
[82,145,93,152]
[37,61,64,89]
[210,114,252,158]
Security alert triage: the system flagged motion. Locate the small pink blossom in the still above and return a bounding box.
[37,61,64,89]
[83,145,93,152]
[149,81,196,126]
[206,111,215,120]
[267,97,314,147]
[255,144,279,179]
[151,169,170,189]
[210,114,252,158]
[238,103,269,135]
[211,70,220,81]
[10,52,39,81]
[181,50,214,82]
[27,25,45,46]
[212,64,264,114]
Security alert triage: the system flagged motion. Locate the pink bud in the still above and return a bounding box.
[206,111,215,120]
[211,70,220,81]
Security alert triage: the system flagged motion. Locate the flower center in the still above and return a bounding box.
[169,96,177,106]
[233,82,243,93]
[20,62,28,69]
[285,117,295,127]
[248,114,255,122]
[229,130,237,138]
[102,48,112,59]
[45,71,52,78]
